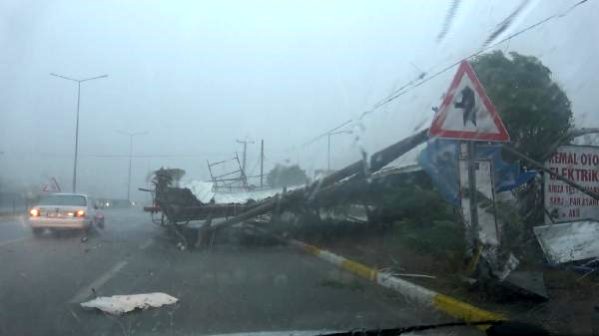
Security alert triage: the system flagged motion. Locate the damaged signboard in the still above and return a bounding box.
[544,145,599,224]
[534,221,599,264]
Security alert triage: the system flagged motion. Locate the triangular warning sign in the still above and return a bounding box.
[429,60,510,142]
[41,177,61,193]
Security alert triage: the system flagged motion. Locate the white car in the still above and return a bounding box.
[28,193,105,235]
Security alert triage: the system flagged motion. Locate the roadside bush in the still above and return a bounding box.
[377,184,459,226]
[393,219,465,258]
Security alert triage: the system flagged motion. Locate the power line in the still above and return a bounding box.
[368,0,589,112]
[82,154,211,158]
[369,8,563,111]
[299,0,590,150]
[301,120,353,147]
[8,153,222,158]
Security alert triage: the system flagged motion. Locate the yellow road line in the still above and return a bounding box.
[278,228,507,331]
[302,243,321,256]
[433,294,506,330]
[290,236,506,330]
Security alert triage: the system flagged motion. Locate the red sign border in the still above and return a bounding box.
[429,60,510,142]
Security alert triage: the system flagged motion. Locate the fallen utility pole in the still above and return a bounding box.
[502,144,599,200]
[211,128,429,231]
[541,128,599,162]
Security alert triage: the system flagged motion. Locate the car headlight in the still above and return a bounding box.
[29,208,40,217]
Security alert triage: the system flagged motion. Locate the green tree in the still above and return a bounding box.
[471,51,573,161]
[267,164,308,188]
[471,51,574,257]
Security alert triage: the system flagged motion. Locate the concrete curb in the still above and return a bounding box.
[286,238,506,328]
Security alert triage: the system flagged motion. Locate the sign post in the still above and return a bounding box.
[462,142,479,257]
[429,60,510,262]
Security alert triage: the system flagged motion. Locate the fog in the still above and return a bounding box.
[1,0,597,201]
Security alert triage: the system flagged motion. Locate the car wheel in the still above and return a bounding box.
[32,228,44,237]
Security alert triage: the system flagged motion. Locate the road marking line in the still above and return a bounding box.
[69,260,128,303]
[433,294,504,324]
[342,259,378,281]
[0,237,28,247]
[286,234,506,329]
[139,238,154,250]
[251,225,505,327]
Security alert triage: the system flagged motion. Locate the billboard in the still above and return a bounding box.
[544,145,599,223]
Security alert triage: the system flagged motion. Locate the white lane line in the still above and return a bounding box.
[0,236,28,247]
[69,238,154,303]
[139,238,154,250]
[69,260,128,303]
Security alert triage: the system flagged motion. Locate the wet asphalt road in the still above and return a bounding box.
[0,208,469,336]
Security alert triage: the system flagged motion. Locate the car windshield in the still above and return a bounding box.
[1,1,598,335]
[37,195,87,206]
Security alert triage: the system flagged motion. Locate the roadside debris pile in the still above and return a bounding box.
[136,58,599,335]
[143,102,599,310]
[534,220,599,267]
[184,180,294,204]
[144,130,429,249]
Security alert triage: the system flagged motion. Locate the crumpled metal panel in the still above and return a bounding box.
[534,221,599,264]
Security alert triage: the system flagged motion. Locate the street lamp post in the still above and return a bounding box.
[50,73,108,193]
[327,130,353,171]
[117,131,147,203]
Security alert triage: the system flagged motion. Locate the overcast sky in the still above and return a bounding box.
[1,0,597,201]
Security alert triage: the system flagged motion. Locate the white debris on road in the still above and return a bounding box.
[184,180,297,204]
[80,292,178,315]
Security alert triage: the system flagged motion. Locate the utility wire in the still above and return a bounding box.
[301,119,353,147]
[370,2,580,111]
[10,153,223,158]
[299,0,590,149]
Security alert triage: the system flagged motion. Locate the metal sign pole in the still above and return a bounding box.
[467,141,479,245]
[461,141,479,259]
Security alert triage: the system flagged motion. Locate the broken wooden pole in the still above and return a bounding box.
[211,128,429,231]
[502,144,599,200]
[541,127,599,162]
